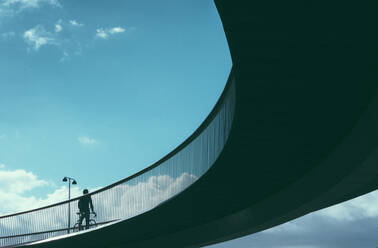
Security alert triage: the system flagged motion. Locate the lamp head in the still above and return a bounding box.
[62,177,67,182]
[72,180,77,185]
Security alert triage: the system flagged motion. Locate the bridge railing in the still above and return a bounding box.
[0,69,235,247]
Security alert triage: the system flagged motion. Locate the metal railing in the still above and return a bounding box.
[0,69,236,247]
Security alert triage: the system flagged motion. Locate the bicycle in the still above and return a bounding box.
[72,212,97,232]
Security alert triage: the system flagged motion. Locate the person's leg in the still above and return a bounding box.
[78,212,85,230]
[85,211,90,229]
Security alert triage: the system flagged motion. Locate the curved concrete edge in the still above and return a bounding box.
[12,0,378,247]
[93,73,378,248]
[18,68,237,248]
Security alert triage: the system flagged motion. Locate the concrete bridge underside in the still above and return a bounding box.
[25,0,377,247]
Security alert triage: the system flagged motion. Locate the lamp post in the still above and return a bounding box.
[62,176,77,234]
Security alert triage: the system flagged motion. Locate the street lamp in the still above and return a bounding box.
[62,176,77,233]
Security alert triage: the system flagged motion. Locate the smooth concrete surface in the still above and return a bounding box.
[24,0,377,247]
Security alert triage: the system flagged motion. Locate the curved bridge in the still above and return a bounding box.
[0,0,377,247]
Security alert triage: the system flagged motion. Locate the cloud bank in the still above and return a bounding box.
[93,172,198,220]
[208,190,378,248]
[0,168,198,244]
[0,165,50,214]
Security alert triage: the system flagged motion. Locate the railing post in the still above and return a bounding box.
[68,179,71,234]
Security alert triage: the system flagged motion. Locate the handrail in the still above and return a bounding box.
[0,67,234,220]
[0,219,118,240]
[0,66,236,247]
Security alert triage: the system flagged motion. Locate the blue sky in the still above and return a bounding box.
[0,0,230,190]
[0,1,377,247]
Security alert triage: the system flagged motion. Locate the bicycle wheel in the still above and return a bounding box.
[72,223,80,233]
[89,219,97,229]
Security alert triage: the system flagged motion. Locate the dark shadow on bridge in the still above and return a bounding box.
[0,0,377,247]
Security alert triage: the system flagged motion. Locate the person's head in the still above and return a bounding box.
[83,189,89,195]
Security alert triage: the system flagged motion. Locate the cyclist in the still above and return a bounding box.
[78,189,96,230]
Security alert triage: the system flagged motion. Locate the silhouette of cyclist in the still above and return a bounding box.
[78,189,96,230]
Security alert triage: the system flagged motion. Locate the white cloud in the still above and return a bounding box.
[0,169,47,194]
[2,0,60,9]
[210,189,378,248]
[55,19,62,32]
[21,20,85,60]
[0,183,83,243]
[0,171,197,242]
[261,190,378,236]
[22,20,85,60]
[78,136,98,145]
[109,26,125,34]
[0,0,61,18]
[316,190,378,221]
[33,185,82,207]
[0,164,83,222]
[23,25,56,51]
[0,183,86,238]
[69,20,83,27]
[0,163,91,216]
[0,165,52,215]
[55,23,62,32]
[0,158,377,248]
[95,28,108,39]
[96,26,126,39]
[93,172,198,220]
